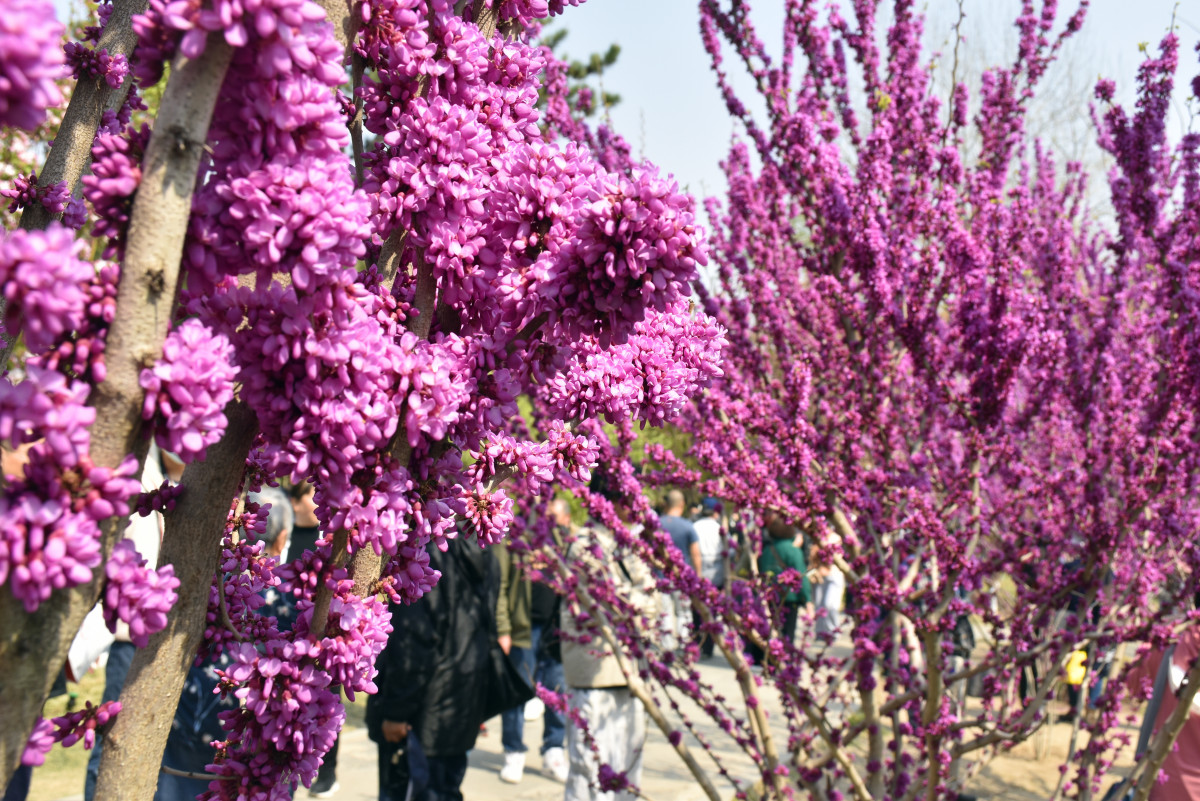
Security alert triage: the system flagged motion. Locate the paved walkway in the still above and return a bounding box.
[329,658,758,801]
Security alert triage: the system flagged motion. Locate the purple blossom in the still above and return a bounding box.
[140,319,238,463]
[21,718,55,766]
[0,0,65,130]
[52,700,122,749]
[2,173,71,218]
[62,196,87,229]
[83,125,149,258]
[492,0,585,28]
[542,303,726,425]
[63,42,128,88]
[0,225,95,355]
[0,444,140,612]
[459,485,514,545]
[134,480,185,516]
[549,165,708,346]
[0,365,93,466]
[319,588,391,697]
[103,539,180,648]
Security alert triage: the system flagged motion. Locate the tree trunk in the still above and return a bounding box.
[0,33,233,788]
[17,0,146,233]
[1,0,148,368]
[94,403,256,801]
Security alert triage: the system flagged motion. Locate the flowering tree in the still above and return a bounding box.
[567,1,1200,800]
[0,0,722,798]
[485,4,1200,801]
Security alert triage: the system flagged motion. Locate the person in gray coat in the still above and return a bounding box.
[561,469,655,801]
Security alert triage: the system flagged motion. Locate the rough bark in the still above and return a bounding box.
[17,0,146,233]
[0,552,107,786]
[0,0,148,369]
[93,403,256,801]
[0,34,232,790]
[88,33,233,470]
[312,0,353,50]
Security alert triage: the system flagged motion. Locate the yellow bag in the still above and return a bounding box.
[1065,650,1088,686]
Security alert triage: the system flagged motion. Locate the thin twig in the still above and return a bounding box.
[160,766,219,781]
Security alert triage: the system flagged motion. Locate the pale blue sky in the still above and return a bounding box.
[51,0,1199,202]
[557,0,1200,199]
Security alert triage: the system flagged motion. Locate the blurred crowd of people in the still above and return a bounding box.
[7,451,849,801]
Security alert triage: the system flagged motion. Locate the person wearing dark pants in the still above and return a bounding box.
[84,641,136,801]
[309,737,339,798]
[367,532,504,801]
[500,622,568,782]
[495,540,534,784]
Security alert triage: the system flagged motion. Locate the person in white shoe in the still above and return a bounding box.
[531,499,574,783]
[496,501,571,784]
[497,539,534,784]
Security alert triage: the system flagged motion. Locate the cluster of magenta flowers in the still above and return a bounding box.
[0,0,65,131]
[22,701,122,767]
[83,125,149,258]
[64,41,128,89]
[140,319,238,463]
[0,229,144,615]
[2,174,86,229]
[103,540,180,648]
[0,0,741,793]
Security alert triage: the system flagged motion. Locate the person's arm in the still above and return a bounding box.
[381,721,410,742]
[495,542,513,654]
[689,539,703,575]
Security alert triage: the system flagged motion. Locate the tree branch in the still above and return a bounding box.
[0,31,233,789]
[0,0,148,368]
[18,0,146,233]
[1133,651,1200,801]
[94,401,256,801]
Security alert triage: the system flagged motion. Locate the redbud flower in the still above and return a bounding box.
[140,319,238,463]
[103,540,181,648]
[0,0,65,130]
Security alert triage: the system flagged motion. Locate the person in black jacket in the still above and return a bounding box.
[367,532,502,801]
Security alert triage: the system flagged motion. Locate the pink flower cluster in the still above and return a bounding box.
[0,446,140,612]
[21,718,56,766]
[319,586,391,698]
[0,226,96,355]
[468,424,599,494]
[209,639,345,799]
[103,539,180,648]
[459,485,514,545]
[130,0,331,85]
[541,303,726,425]
[0,0,65,130]
[552,166,707,346]
[1,173,85,228]
[0,216,143,611]
[322,465,414,555]
[133,479,185,517]
[202,522,277,660]
[140,319,238,463]
[83,126,149,258]
[36,262,118,385]
[378,544,440,605]
[492,0,586,28]
[64,42,128,89]
[51,700,122,750]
